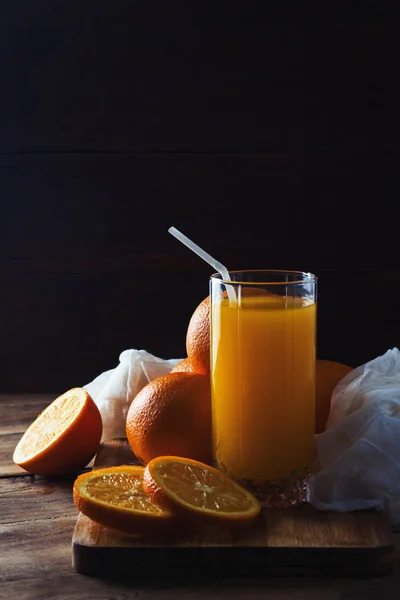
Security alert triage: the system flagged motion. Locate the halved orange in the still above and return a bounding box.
[13,387,102,476]
[143,456,261,528]
[73,465,175,535]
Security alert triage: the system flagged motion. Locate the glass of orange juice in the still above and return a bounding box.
[210,270,317,507]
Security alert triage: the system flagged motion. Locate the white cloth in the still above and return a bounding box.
[84,346,400,526]
[84,349,181,441]
[307,348,400,526]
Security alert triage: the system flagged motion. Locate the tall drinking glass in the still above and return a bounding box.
[210,270,317,507]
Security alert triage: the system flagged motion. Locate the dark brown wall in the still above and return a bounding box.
[0,6,399,392]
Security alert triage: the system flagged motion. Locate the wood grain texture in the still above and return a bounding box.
[1,152,398,268]
[1,8,399,395]
[1,394,400,599]
[1,3,400,595]
[1,151,400,392]
[1,10,397,154]
[0,394,54,475]
[72,439,395,577]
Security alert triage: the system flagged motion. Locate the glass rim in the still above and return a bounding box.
[210,269,317,286]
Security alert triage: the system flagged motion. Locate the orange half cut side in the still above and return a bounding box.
[13,387,102,476]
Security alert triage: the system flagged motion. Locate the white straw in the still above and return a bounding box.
[168,227,237,303]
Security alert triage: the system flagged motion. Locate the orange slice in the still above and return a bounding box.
[73,465,175,535]
[13,387,102,476]
[143,456,261,528]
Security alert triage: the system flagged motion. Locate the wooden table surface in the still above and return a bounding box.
[2,393,400,600]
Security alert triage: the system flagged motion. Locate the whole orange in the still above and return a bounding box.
[170,357,199,374]
[315,359,353,433]
[186,296,210,374]
[126,372,212,465]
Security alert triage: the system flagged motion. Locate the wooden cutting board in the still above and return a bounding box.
[72,439,395,578]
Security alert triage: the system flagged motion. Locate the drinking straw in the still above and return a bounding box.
[168,227,237,304]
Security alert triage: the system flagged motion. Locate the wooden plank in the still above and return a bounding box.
[295,504,335,548]
[1,516,78,586]
[0,394,54,429]
[3,260,400,391]
[0,476,76,524]
[3,9,396,155]
[72,439,395,577]
[0,477,400,600]
[0,395,54,476]
[328,511,371,547]
[357,511,396,548]
[0,434,31,477]
[1,152,398,268]
[0,462,398,597]
[262,508,299,547]
[1,152,400,392]
[0,15,303,153]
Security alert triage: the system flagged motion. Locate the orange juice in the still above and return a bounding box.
[211,291,316,482]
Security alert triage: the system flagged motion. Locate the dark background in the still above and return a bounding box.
[0,5,399,392]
